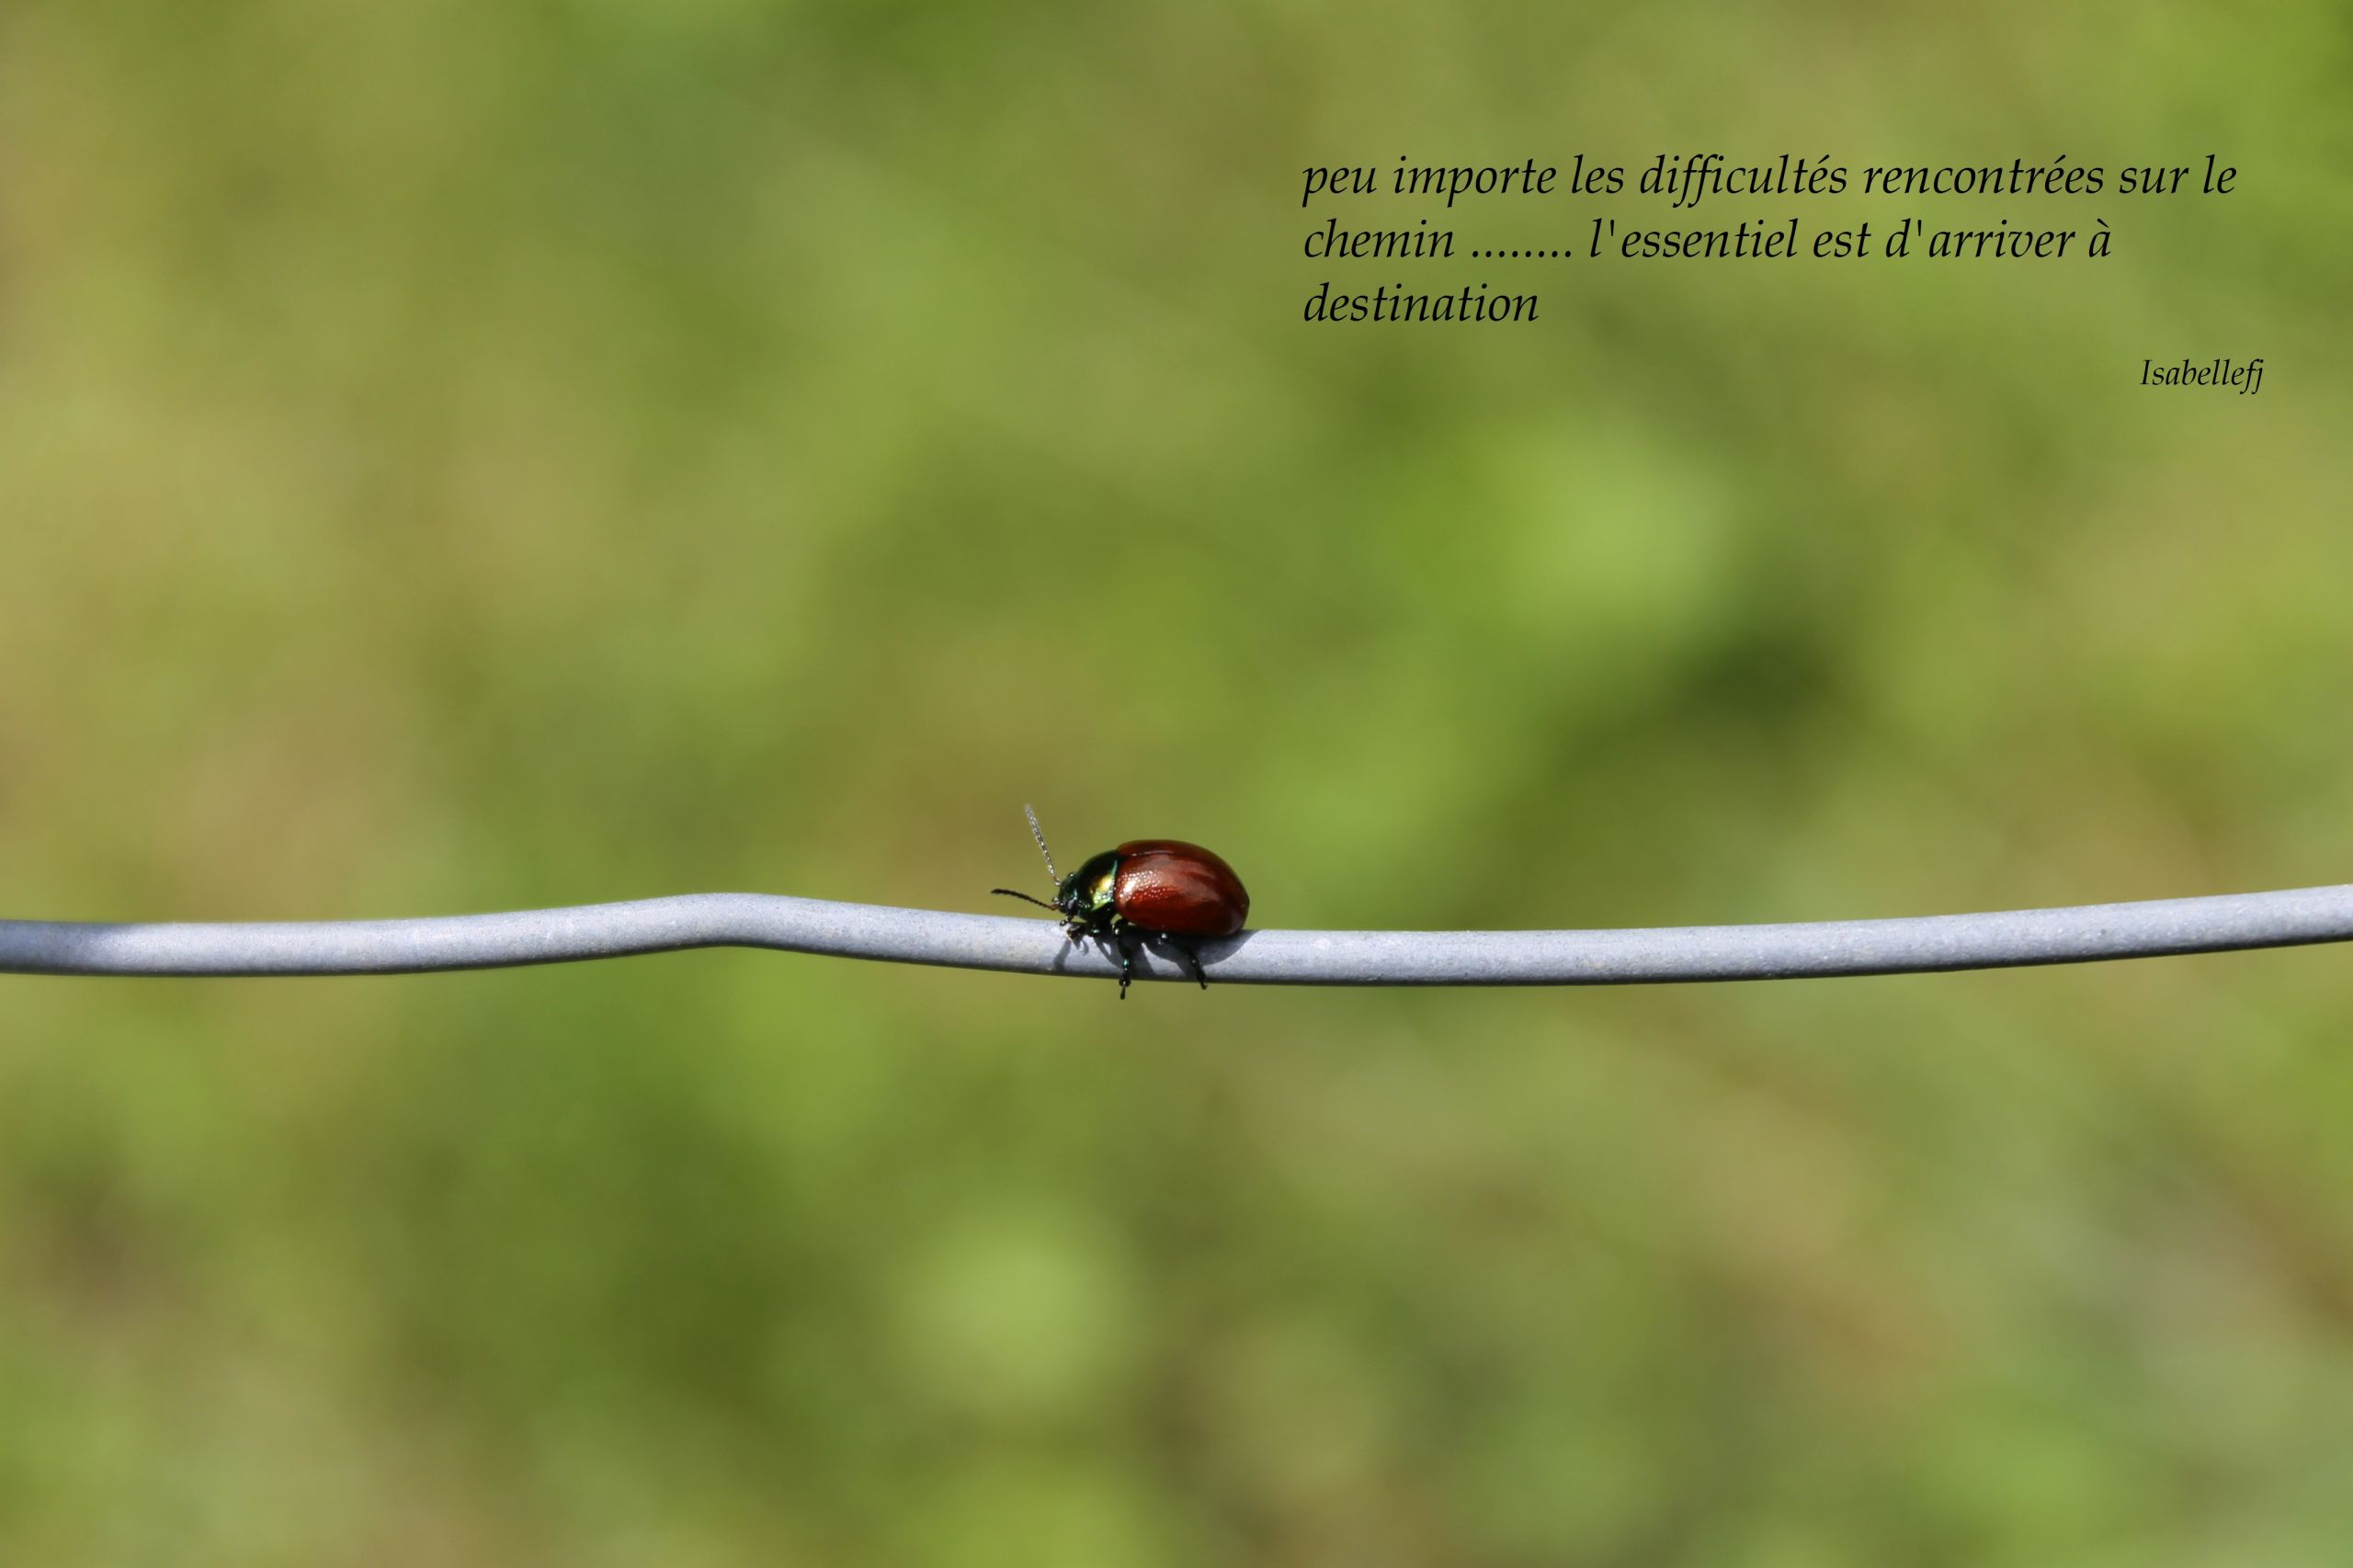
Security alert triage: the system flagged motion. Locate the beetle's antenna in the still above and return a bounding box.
[992,888,1062,913]
[1023,803,1059,885]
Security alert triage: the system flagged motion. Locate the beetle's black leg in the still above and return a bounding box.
[1117,932,1134,999]
[1182,939,1209,991]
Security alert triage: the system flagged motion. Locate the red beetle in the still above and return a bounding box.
[992,806,1249,997]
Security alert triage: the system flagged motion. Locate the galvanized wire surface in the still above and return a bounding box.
[4,884,2351,984]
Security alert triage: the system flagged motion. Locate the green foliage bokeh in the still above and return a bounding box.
[3,2,2351,1562]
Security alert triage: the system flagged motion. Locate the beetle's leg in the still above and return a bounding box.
[1183,940,1210,991]
[1095,913,1131,999]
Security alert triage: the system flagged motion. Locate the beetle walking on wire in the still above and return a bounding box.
[992,806,1251,998]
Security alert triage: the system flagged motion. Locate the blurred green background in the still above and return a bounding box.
[4,1,2352,1562]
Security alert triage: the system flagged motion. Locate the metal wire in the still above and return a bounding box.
[4,883,2350,984]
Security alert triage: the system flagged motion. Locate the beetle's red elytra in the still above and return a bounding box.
[1097,840,1250,937]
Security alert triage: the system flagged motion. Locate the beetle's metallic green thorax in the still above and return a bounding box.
[1055,850,1124,935]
